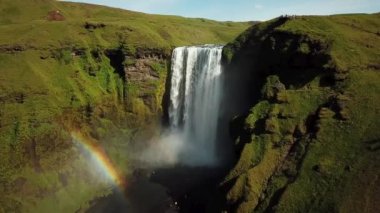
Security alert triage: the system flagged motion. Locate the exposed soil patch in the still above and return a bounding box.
[47,10,65,21]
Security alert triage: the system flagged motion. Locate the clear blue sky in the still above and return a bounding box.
[65,0,380,21]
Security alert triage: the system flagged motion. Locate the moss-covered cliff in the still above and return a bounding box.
[0,0,250,212]
[221,13,380,213]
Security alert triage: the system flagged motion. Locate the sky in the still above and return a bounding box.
[65,0,380,21]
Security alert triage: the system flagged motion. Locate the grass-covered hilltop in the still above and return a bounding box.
[219,13,380,213]
[0,0,250,212]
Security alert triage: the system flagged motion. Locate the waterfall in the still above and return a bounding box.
[168,45,224,166]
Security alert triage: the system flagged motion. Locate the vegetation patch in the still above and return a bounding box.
[221,13,380,213]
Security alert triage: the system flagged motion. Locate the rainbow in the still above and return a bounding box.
[71,132,126,190]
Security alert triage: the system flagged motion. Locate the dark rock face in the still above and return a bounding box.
[104,47,169,117]
[0,44,25,53]
[135,48,170,60]
[84,22,106,30]
[105,49,126,81]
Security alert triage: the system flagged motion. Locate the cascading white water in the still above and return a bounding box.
[168,45,224,166]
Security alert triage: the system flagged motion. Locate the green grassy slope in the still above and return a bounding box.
[221,13,380,213]
[0,0,250,212]
[0,0,249,50]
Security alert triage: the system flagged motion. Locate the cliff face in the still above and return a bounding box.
[0,44,169,213]
[221,14,380,213]
[0,0,250,212]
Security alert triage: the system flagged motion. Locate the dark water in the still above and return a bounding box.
[86,167,226,213]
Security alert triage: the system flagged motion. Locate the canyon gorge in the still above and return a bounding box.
[0,1,379,213]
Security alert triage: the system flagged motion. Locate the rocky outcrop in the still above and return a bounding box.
[125,59,160,81]
[84,22,106,30]
[218,14,380,213]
